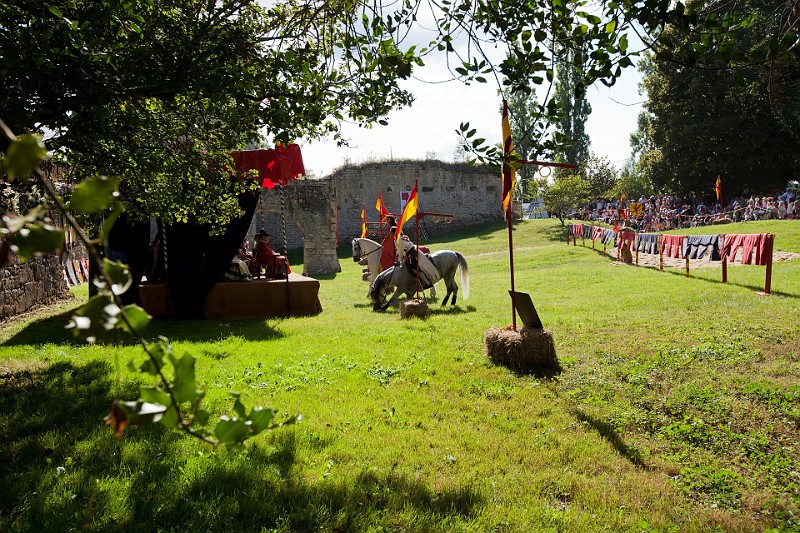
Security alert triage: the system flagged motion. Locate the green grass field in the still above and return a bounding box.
[2,218,799,531]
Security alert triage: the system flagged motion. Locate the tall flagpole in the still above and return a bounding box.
[502,100,517,330]
[507,197,516,330]
[414,175,421,300]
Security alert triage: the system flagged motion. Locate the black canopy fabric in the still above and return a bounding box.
[96,189,259,318]
[89,212,151,305]
[165,189,259,318]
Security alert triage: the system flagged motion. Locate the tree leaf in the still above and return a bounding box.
[171,353,197,404]
[103,259,132,295]
[214,416,250,445]
[2,134,48,182]
[71,176,120,213]
[116,400,167,426]
[120,304,151,335]
[247,407,276,434]
[65,294,120,343]
[140,386,170,406]
[12,225,64,260]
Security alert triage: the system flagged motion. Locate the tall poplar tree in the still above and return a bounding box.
[555,45,592,168]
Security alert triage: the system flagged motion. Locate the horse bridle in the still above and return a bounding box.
[353,240,380,261]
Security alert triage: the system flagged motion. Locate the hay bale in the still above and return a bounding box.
[483,325,557,372]
[400,298,430,319]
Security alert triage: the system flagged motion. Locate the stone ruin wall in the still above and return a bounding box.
[0,253,70,323]
[247,160,501,275]
[0,204,77,323]
[329,160,503,242]
[251,181,341,276]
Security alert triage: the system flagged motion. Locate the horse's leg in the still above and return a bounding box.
[380,287,403,311]
[441,290,451,306]
[444,274,458,306]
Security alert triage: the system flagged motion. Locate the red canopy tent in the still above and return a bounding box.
[231,144,306,189]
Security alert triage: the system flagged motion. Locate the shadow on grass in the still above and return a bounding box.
[1,358,484,531]
[572,409,647,469]
[308,272,339,281]
[493,358,563,379]
[542,222,571,243]
[429,304,477,316]
[0,360,122,518]
[136,432,486,531]
[0,308,86,347]
[1,311,287,347]
[660,267,800,299]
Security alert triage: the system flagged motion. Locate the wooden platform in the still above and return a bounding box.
[139,273,322,319]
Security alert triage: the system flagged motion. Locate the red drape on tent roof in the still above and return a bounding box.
[232,144,305,189]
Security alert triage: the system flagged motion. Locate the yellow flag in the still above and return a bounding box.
[501,100,516,214]
[396,184,418,245]
[360,207,366,238]
[375,193,389,222]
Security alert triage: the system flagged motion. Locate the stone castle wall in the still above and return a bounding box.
[0,253,70,323]
[329,160,503,242]
[250,181,341,275]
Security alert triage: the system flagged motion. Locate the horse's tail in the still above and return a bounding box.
[456,252,469,299]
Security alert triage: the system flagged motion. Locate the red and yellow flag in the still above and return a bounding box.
[501,99,516,215]
[715,175,722,202]
[360,207,367,238]
[396,183,418,245]
[375,192,389,223]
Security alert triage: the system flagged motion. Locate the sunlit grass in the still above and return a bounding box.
[1,218,799,531]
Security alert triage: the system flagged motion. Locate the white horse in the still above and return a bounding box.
[368,250,469,311]
[351,238,384,285]
[352,237,436,297]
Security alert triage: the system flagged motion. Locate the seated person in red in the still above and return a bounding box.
[252,230,291,278]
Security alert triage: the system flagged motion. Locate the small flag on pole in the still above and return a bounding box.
[376,192,389,223]
[360,207,367,238]
[715,175,722,202]
[501,100,516,216]
[396,183,418,245]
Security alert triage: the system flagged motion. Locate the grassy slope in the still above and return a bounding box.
[1,219,798,532]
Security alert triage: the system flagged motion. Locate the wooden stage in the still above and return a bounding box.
[139,273,322,319]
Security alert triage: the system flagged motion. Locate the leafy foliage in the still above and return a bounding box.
[533,172,591,225]
[633,0,800,197]
[555,44,592,167]
[1,122,295,447]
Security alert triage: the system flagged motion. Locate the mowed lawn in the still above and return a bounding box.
[1,218,798,532]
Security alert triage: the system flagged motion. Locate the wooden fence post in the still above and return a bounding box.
[764,233,774,294]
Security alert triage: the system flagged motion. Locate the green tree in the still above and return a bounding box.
[633,1,800,198]
[533,173,590,226]
[612,158,655,201]
[555,45,592,167]
[581,153,618,198]
[1,0,422,226]
[507,90,546,197]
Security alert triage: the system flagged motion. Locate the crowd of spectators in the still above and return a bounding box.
[572,189,799,231]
